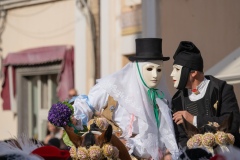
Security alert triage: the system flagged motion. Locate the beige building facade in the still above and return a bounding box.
[159,0,240,96]
[0,0,88,140]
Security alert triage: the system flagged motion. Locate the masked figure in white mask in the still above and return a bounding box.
[72,38,179,160]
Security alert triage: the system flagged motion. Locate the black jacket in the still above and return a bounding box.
[172,75,240,148]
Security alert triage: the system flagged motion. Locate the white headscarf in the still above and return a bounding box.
[96,62,179,159]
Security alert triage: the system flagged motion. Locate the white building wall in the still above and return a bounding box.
[100,0,122,77]
[100,0,143,77]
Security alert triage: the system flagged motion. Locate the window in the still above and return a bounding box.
[16,63,61,140]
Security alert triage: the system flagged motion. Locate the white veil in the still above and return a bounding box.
[96,62,179,159]
[96,62,171,119]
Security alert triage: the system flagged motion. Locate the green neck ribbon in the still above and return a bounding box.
[68,122,88,136]
[136,62,165,128]
[68,122,79,134]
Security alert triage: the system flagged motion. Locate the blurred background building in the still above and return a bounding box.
[0,0,239,141]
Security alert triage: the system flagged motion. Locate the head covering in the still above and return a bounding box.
[31,146,70,160]
[173,41,203,90]
[129,38,170,61]
[173,41,203,72]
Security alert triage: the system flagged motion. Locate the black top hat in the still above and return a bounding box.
[128,38,170,61]
[173,41,203,72]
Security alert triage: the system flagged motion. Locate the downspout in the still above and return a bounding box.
[8,66,17,113]
[141,0,160,38]
[0,10,14,112]
[0,9,7,77]
[76,0,97,84]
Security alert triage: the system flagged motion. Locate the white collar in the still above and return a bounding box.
[188,78,210,101]
[196,78,208,92]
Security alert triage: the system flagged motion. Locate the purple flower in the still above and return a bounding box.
[48,102,73,127]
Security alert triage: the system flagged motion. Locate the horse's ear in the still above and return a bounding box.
[104,125,113,142]
[98,124,112,143]
[182,116,199,137]
[218,112,233,132]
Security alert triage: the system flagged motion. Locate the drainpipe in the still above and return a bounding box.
[8,66,17,113]
[75,0,97,93]
[141,0,160,38]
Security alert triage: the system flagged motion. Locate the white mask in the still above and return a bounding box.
[140,60,163,88]
[170,64,183,88]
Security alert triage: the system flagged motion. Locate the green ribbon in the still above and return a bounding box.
[68,122,80,135]
[136,62,165,128]
[68,122,89,136]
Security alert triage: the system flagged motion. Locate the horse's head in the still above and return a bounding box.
[182,112,234,138]
[181,112,235,158]
[68,123,123,160]
[81,123,113,148]
[63,121,112,148]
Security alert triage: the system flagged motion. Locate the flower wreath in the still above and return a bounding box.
[187,131,235,154]
[69,143,120,160]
